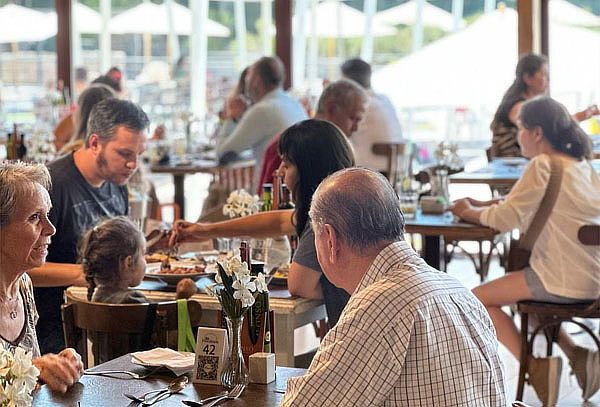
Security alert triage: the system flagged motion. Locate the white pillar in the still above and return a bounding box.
[100,0,111,72]
[484,0,496,14]
[360,0,377,63]
[452,0,464,32]
[293,0,307,89]
[412,0,425,52]
[234,0,248,70]
[190,0,209,119]
[165,0,181,66]
[71,0,81,69]
[307,0,318,92]
[261,0,272,55]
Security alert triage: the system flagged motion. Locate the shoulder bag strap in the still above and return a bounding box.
[519,155,564,251]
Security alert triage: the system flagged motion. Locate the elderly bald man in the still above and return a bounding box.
[281,168,506,407]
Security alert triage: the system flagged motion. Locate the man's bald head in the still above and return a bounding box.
[310,168,404,254]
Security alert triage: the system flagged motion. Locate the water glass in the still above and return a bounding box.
[399,192,419,220]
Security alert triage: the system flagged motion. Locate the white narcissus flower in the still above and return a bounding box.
[233,287,255,307]
[254,273,269,293]
[0,351,11,376]
[232,274,256,293]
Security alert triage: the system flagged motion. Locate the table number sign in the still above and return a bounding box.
[193,327,229,384]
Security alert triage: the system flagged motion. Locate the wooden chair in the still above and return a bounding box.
[372,142,412,189]
[62,291,202,368]
[515,225,600,401]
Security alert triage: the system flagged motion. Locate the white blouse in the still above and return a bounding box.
[481,154,600,299]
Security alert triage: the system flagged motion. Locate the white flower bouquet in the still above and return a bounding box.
[223,189,261,219]
[206,256,269,318]
[0,348,40,407]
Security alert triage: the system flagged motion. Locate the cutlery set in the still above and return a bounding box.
[86,366,246,405]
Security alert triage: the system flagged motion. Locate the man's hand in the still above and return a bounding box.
[448,198,473,219]
[34,348,83,393]
[574,104,599,122]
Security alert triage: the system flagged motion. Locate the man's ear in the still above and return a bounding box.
[323,224,340,264]
[88,133,101,152]
[123,255,134,271]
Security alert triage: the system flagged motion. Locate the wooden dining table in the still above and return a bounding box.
[404,211,498,273]
[33,354,306,406]
[450,157,600,187]
[150,154,256,219]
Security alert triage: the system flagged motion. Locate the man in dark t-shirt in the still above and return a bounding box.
[30,98,149,354]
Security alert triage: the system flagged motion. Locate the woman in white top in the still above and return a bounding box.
[451,96,600,405]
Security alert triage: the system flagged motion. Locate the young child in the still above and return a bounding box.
[79,217,148,304]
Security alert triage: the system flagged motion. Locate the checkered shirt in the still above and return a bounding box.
[281,241,506,406]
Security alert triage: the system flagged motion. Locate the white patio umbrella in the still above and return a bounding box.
[109,2,230,37]
[299,0,396,38]
[72,3,103,34]
[550,0,600,27]
[374,0,464,32]
[0,4,56,43]
[372,7,600,112]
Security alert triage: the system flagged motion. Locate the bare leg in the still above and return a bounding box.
[472,271,533,359]
[557,328,578,361]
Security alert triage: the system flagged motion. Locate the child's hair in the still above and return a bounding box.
[79,216,144,300]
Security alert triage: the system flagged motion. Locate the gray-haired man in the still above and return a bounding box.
[281,168,506,406]
[31,98,149,354]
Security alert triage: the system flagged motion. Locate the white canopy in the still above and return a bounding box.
[298,0,396,38]
[374,0,464,32]
[109,2,230,37]
[372,7,600,113]
[550,0,600,26]
[0,4,56,43]
[72,3,103,34]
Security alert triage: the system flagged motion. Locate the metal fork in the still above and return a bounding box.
[203,384,245,407]
[84,366,161,380]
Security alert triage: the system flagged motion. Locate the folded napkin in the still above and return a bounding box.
[131,348,195,376]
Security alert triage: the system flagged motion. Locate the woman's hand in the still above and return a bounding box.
[225,96,248,121]
[34,348,83,393]
[449,198,473,218]
[573,104,599,122]
[169,221,209,246]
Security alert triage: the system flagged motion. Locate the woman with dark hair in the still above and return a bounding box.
[172,119,355,327]
[59,84,115,154]
[490,53,597,158]
[452,96,600,405]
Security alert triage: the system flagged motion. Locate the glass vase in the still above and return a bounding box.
[221,315,249,389]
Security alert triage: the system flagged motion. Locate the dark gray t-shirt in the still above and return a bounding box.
[292,224,350,328]
[34,153,128,354]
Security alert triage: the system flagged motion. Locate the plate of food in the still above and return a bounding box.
[145,258,210,285]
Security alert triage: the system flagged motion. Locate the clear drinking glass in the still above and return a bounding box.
[399,192,419,220]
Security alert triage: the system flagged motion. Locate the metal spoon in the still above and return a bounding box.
[141,376,188,406]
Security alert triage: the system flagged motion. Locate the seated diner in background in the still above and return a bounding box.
[215,56,307,184]
[452,96,600,406]
[281,168,506,406]
[256,78,367,192]
[490,53,598,158]
[0,162,84,393]
[172,119,355,328]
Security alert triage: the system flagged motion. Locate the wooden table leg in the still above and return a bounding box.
[173,174,185,219]
[423,235,441,270]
